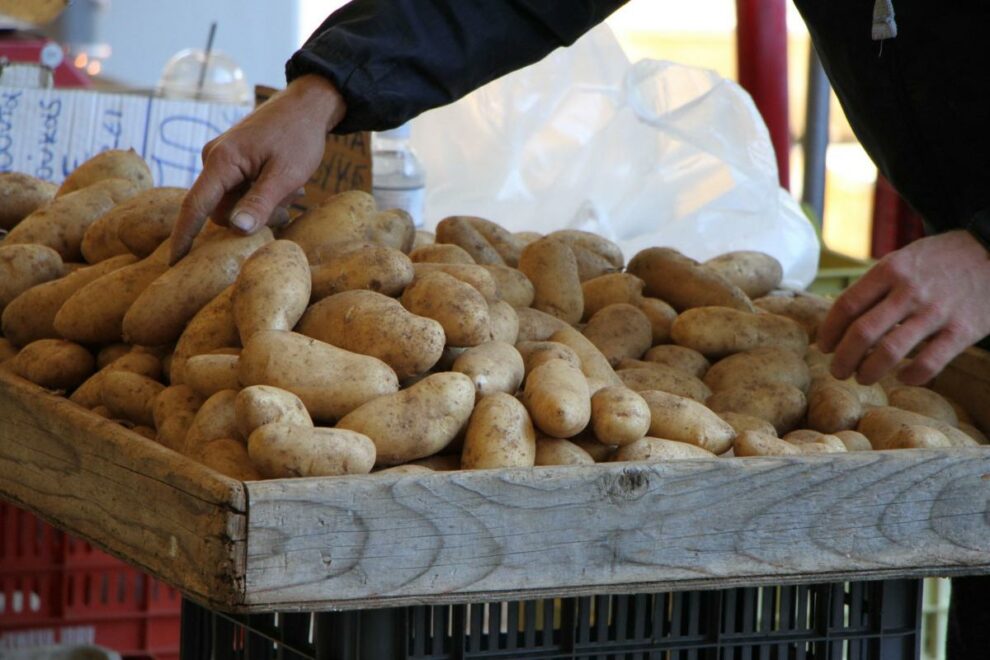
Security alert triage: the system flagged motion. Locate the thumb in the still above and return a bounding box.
[229,169,296,234]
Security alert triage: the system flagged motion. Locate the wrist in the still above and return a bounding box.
[285,74,347,133]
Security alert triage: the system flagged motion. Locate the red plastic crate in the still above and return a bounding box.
[0,502,180,659]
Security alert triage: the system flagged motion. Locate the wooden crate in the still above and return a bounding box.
[1,349,988,613]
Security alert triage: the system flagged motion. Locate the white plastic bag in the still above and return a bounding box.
[410,24,819,289]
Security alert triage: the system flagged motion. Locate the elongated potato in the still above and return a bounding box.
[279,190,400,261]
[590,386,650,446]
[410,243,476,264]
[519,238,583,323]
[545,230,623,281]
[462,392,536,469]
[101,371,164,427]
[96,344,132,369]
[704,347,811,393]
[300,290,444,378]
[12,339,95,391]
[240,330,399,422]
[806,382,862,433]
[618,366,710,402]
[156,411,195,452]
[704,251,782,298]
[452,341,524,398]
[183,390,241,456]
[410,263,499,302]
[639,389,735,454]
[235,385,312,438]
[707,383,807,434]
[613,437,715,462]
[310,244,414,300]
[734,430,802,457]
[522,358,591,439]
[2,253,135,347]
[718,411,778,437]
[582,303,652,367]
[857,407,975,449]
[170,285,239,384]
[833,430,873,452]
[124,228,273,346]
[671,306,808,358]
[0,244,64,313]
[153,385,204,430]
[886,386,958,426]
[754,292,831,343]
[336,372,475,466]
[198,438,262,480]
[642,345,710,378]
[516,307,569,342]
[627,247,754,312]
[71,352,162,409]
[0,172,56,230]
[80,210,130,264]
[248,423,375,477]
[580,273,644,320]
[373,464,434,476]
[436,215,524,266]
[5,178,139,261]
[549,325,623,390]
[534,437,595,466]
[783,430,847,452]
[488,300,519,344]
[638,297,678,344]
[481,265,535,308]
[57,149,152,195]
[516,340,582,375]
[116,187,186,257]
[233,240,310,343]
[401,271,491,347]
[183,354,240,398]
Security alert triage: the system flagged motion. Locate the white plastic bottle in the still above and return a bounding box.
[372,123,426,228]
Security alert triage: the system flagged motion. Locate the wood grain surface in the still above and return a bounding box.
[0,368,247,609]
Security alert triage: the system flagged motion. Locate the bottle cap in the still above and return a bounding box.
[379,123,411,140]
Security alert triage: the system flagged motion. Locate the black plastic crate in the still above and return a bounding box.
[179,580,922,660]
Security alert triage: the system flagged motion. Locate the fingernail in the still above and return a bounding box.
[231,211,256,233]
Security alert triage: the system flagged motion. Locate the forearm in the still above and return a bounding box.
[286,0,628,133]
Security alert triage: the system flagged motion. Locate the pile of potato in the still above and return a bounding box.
[1,149,986,482]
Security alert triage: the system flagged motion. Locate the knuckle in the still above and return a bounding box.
[848,321,877,346]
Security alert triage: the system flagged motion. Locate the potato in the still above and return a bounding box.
[131,426,157,441]
[373,464,434,476]
[707,383,807,434]
[0,244,64,313]
[627,247,754,312]
[300,290,444,378]
[279,191,383,261]
[116,187,186,257]
[639,389,735,454]
[54,251,169,344]
[336,372,475,466]
[462,393,536,469]
[412,230,435,250]
[80,210,130,264]
[516,307,569,342]
[582,303,652,367]
[571,434,617,462]
[452,341,524,398]
[170,285,240,384]
[123,228,273,346]
[522,359,591,439]
[832,430,873,452]
[411,262,499,302]
[618,366,710,402]
[401,271,491,347]
[240,330,399,422]
[410,242,476,264]
[183,354,240,398]
[183,390,241,456]
[754,292,831,343]
[959,423,989,445]
[513,231,542,245]
[100,371,164,427]
[153,385,204,429]
[549,325,623,390]
[718,411,778,437]
[642,345,710,378]
[534,437,595,466]
[519,238,583,323]
[481,265,535,309]
[590,386,650,447]
[857,407,975,449]
[0,172,56,230]
[671,307,808,358]
[232,240,310,343]
[704,251,782,299]
[613,437,715,462]
[70,352,162,409]
[516,340,582,375]
[235,385,312,438]
[366,208,416,253]
[580,273,644,321]
[487,300,519,344]
[199,438,262,481]
[5,178,139,261]
[704,347,811,394]
[435,215,525,266]
[96,344,133,369]
[638,298,677,344]
[57,149,152,196]
[11,339,95,390]
[783,430,847,452]
[310,244,413,301]
[734,430,802,457]
[806,382,862,433]
[544,230,623,281]
[248,423,375,477]
[0,338,16,363]
[886,386,958,426]
[156,411,195,452]
[90,405,113,419]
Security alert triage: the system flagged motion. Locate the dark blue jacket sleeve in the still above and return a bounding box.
[285,0,628,133]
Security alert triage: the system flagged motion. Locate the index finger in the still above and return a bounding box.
[816,268,891,353]
[171,170,232,264]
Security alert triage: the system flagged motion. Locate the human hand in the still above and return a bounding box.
[817,229,990,385]
[169,74,347,264]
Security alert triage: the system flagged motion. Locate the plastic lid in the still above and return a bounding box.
[157,48,250,104]
[378,123,411,139]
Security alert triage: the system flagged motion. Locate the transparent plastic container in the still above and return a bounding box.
[372,124,426,228]
[157,48,250,104]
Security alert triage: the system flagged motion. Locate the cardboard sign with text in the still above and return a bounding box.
[255,85,370,217]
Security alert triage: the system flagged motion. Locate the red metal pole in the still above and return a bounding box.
[736,0,790,189]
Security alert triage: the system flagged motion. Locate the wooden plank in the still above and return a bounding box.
[934,347,990,433]
[243,447,990,611]
[0,368,247,610]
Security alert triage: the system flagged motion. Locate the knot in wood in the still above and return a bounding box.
[601,469,650,502]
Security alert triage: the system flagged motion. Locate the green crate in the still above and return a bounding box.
[809,248,873,296]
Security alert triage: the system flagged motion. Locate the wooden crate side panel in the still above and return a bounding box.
[244,448,990,610]
[934,348,990,433]
[0,370,247,608]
